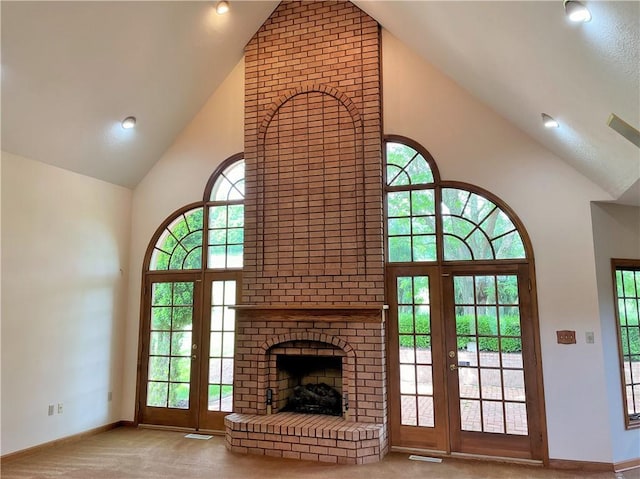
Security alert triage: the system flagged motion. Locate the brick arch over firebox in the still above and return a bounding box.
[259,331,356,355]
[257,331,358,418]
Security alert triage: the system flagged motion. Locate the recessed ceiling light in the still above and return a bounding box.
[121,116,136,129]
[564,1,591,23]
[542,113,559,129]
[216,1,229,15]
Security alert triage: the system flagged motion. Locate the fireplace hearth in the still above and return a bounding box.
[226,305,388,463]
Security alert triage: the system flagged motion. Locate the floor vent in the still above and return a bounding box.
[408,455,443,463]
[184,433,212,440]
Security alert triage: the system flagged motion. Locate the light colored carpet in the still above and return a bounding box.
[1,427,636,479]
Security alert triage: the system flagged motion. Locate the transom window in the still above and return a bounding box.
[207,160,245,269]
[385,137,528,263]
[147,158,245,272]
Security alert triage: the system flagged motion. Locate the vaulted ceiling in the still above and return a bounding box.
[2,1,639,203]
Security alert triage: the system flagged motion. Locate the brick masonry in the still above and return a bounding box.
[225,412,386,465]
[230,0,388,464]
[243,0,384,305]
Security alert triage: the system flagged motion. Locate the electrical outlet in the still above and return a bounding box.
[556,330,576,344]
[57,403,63,414]
[586,331,595,344]
[48,404,54,416]
[108,391,112,402]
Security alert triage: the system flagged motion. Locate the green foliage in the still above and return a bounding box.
[152,208,204,270]
[387,190,436,262]
[386,142,434,186]
[388,185,526,263]
[455,315,522,352]
[398,309,431,348]
[615,270,640,358]
[621,326,640,356]
[440,188,525,261]
[398,313,522,353]
[147,282,195,409]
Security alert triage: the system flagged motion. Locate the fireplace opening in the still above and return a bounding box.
[276,355,343,416]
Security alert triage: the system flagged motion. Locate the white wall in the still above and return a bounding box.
[1,152,132,455]
[591,202,640,464]
[120,60,245,420]
[382,31,615,462]
[120,30,621,463]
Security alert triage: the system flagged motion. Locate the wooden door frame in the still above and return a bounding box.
[386,261,549,464]
[197,270,242,432]
[442,263,544,460]
[136,271,204,428]
[386,264,449,452]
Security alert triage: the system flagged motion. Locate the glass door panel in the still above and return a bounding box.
[199,272,240,431]
[454,274,527,436]
[140,277,202,428]
[398,276,434,427]
[446,268,541,459]
[387,267,447,451]
[208,280,236,412]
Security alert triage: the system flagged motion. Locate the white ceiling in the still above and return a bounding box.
[1,1,277,187]
[2,1,639,202]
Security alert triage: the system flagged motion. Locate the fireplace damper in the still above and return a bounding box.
[276,355,342,416]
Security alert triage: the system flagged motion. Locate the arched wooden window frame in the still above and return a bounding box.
[142,153,245,274]
[384,135,547,462]
[383,134,535,265]
[136,153,245,428]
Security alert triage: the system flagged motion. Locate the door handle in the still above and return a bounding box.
[192,354,197,361]
[449,363,458,371]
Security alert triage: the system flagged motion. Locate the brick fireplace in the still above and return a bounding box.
[224,0,388,464]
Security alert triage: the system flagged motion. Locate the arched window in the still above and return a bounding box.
[206,159,245,269]
[441,188,525,261]
[385,136,529,264]
[149,208,204,270]
[138,154,244,431]
[384,136,545,461]
[146,155,245,273]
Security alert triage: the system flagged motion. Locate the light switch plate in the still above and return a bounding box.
[586,331,595,344]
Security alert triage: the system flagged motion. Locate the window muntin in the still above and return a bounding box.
[207,159,245,269]
[146,158,245,272]
[613,260,640,428]
[387,190,437,262]
[442,189,525,261]
[208,204,244,269]
[210,160,245,201]
[150,208,204,270]
[454,274,527,435]
[397,275,434,427]
[386,142,434,186]
[147,281,195,409]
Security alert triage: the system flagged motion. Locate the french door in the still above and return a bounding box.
[138,272,239,431]
[387,264,544,460]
